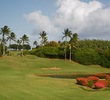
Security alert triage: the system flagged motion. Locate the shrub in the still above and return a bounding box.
[106,78,110,87]
[95,74,109,79]
[30,46,57,58]
[94,82,106,89]
[87,79,94,88]
[94,80,108,89]
[76,75,110,90]
[88,76,99,83]
[99,55,110,68]
[76,78,88,86]
[73,49,100,65]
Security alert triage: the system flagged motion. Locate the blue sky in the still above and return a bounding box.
[0,0,110,46]
[0,0,55,34]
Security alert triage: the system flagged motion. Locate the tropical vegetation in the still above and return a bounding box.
[0,26,110,68]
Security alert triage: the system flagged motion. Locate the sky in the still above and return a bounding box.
[0,0,110,46]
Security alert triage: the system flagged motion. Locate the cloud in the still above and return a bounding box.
[26,10,58,34]
[26,0,110,41]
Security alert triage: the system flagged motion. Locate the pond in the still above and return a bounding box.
[36,73,95,79]
[36,73,110,79]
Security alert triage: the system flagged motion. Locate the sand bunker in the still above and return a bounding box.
[41,67,61,70]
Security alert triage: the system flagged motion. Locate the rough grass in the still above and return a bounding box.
[0,55,110,100]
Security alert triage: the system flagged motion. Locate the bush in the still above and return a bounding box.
[107,77,110,87]
[94,82,106,89]
[99,55,110,68]
[76,78,88,86]
[88,76,99,83]
[29,46,64,58]
[94,80,108,89]
[76,75,110,90]
[73,49,100,65]
[34,46,59,58]
[42,46,59,58]
[95,74,109,79]
[87,79,94,88]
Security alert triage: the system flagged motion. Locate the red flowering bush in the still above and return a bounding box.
[88,76,99,83]
[94,80,108,89]
[106,78,110,87]
[76,78,88,86]
[76,74,110,90]
[95,74,109,79]
[105,76,110,80]
[94,82,105,89]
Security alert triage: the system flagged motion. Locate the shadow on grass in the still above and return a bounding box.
[79,86,110,92]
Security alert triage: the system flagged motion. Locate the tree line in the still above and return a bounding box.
[0,25,110,68]
[0,25,30,56]
[30,29,110,68]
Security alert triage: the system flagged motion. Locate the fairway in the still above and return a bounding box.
[0,55,110,100]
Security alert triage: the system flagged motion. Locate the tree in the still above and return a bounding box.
[20,34,29,56]
[69,33,79,61]
[62,28,72,41]
[0,38,2,44]
[45,41,59,47]
[33,41,38,48]
[70,33,78,46]
[39,31,47,46]
[7,32,16,55]
[16,39,22,51]
[62,28,72,60]
[0,26,11,55]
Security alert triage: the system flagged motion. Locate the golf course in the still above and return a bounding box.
[0,0,110,99]
[0,55,110,100]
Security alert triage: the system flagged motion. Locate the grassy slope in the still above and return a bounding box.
[0,55,110,100]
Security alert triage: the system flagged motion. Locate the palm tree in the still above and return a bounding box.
[16,39,22,51]
[20,34,29,56]
[69,33,78,49]
[69,33,78,61]
[0,38,2,44]
[0,26,11,55]
[7,32,16,55]
[39,31,47,46]
[62,28,72,41]
[33,41,38,48]
[62,28,72,60]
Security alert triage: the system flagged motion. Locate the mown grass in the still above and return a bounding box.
[0,55,110,100]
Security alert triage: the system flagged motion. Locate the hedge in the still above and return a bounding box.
[73,49,100,65]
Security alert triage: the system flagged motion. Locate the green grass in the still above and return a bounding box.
[0,55,110,100]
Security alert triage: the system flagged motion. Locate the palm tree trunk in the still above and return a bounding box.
[64,37,68,60]
[3,45,5,56]
[22,41,24,56]
[9,40,11,56]
[17,45,19,51]
[64,47,66,60]
[69,45,71,61]
[2,34,5,56]
[22,49,23,56]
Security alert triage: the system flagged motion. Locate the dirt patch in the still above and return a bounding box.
[26,74,38,78]
[41,67,61,70]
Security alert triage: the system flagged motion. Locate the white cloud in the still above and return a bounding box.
[26,10,58,34]
[26,0,110,41]
[80,7,110,39]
